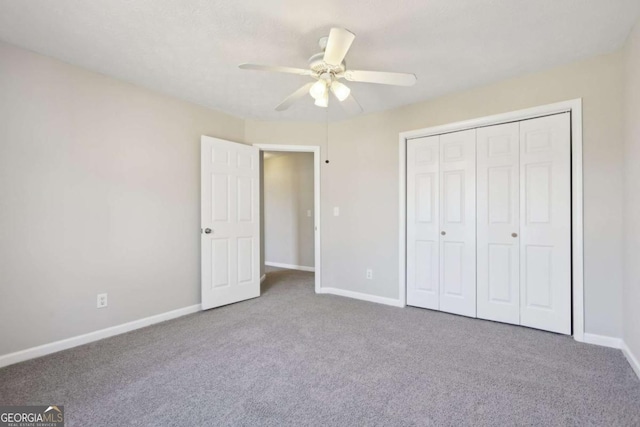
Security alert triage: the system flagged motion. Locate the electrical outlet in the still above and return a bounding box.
[97,293,108,309]
[333,207,340,216]
[307,210,312,217]
[366,269,373,280]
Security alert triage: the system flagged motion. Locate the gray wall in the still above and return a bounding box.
[0,42,245,355]
[623,21,640,364]
[264,152,314,269]
[245,50,626,338]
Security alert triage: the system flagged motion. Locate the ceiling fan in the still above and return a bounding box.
[239,28,417,113]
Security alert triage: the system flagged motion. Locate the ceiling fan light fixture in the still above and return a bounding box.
[309,80,327,100]
[314,90,329,107]
[330,80,351,102]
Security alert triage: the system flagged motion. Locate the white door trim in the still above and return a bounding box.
[398,99,585,342]
[253,144,322,293]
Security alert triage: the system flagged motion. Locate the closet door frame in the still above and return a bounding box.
[398,99,584,342]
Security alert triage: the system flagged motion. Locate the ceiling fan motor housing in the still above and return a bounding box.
[308,52,345,76]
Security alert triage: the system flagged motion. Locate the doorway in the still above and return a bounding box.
[254,144,322,293]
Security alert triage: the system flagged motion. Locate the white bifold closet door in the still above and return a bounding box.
[439,130,476,317]
[407,129,476,318]
[476,113,571,334]
[407,136,440,310]
[519,114,571,334]
[476,122,521,325]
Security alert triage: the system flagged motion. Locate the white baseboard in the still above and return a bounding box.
[265,261,315,272]
[318,287,404,308]
[260,274,266,283]
[0,304,201,369]
[582,333,622,349]
[622,342,640,380]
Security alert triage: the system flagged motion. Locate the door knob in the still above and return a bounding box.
[441,231,446,236]
[204,228,212,234]
[511,232,518,238]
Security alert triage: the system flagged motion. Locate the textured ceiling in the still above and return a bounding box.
[0,0,639,122]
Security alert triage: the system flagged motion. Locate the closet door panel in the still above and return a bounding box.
[439,129,476,317]
[407,136,440,309]
[519,113,571,335]
[477,122,520,325]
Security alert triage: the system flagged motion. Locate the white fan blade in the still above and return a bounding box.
[275,82,315,111]
[344,70,417,86]
[239,63,312,76]
[323,28,355,66]
[337,92,363,115]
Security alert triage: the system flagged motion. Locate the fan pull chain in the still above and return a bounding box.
[325,107,330,164]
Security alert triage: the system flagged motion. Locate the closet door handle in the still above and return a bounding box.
[441,231,446,236]
[511,232,518,238]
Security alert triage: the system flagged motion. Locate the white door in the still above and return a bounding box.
[406,136,440,309]
[439,129,476,317]
[476,122,521,325]
[519,113,571,334]
[201,136,260,310]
